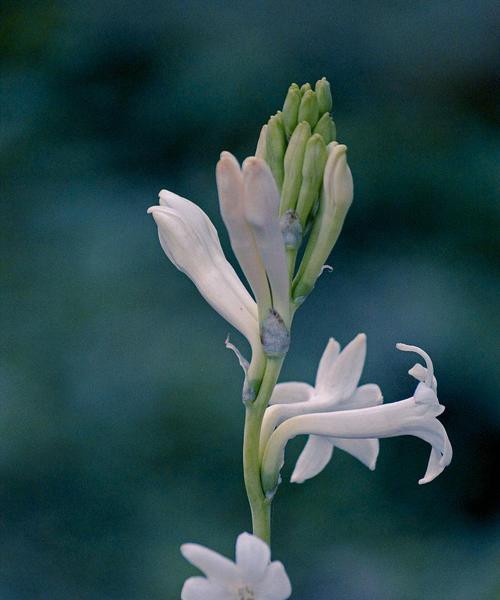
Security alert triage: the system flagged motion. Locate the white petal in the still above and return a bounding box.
[291,435,334,483]
[148,202,259,347]
[269,382,314,405]
[216,152,272,314]
[315,333,366,399]
[315,338,340,388]
[235,532,270,582]
[257,561,292,599]
[261,395,452,493]
[242,158,290,323]
[331,437,379,470]
[181,577,232,600]
[345,383,383,409]
[180,543,240,584]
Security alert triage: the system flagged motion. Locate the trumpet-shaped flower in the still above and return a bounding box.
[148,191,261,355]
[261,343,452,496]
[259,334,382,484]
[181,532,292,600]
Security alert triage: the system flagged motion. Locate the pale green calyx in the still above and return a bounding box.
[265,113,286,190]
[298,89,320,129]
[280,121,311,215]
[295,133,328,227]
[315,77,333,114]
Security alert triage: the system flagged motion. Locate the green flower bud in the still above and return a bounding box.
[292,143,353,302]
[315,77,333,114]
[255,124,267,159]
[282,85,301,140]
[313,112,336,144]
[298,90,320,129]
[280,121,311,215]
[265,113,286,190]
[300,82,311,95]
[295,133,328,227]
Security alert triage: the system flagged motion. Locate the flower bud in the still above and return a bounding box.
[255,124,267,159]
[295,133,328,227]
[292,143,353,302]
[298,90,319,129]
[315,77,333,114]
[280,121,311,215]
[265,113,286,190]
[282,84,301,140]
[300,82,311,95]
[313,112,336,144]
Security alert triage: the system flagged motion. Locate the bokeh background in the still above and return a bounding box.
[1,1,499,598]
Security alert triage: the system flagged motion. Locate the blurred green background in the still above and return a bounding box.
[1,1,499,598]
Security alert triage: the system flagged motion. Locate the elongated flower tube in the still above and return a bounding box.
[261,344,452,496]
[148,190,261,360]
[259,334,382,485]
[181,532,292,600]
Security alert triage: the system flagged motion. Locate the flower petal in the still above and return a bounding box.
[216,152,272,315]
[409,363,438,391]
[315,333,366,399]
[346,383,383,409]
[235,532,270,582]
[181,577,232,600]
[242,158,290,323]
[148,201,259,347]
[331,437,379,470]
[314,338,341,389]
[180,543,240,584]
[269,382,314,405]
[290,435,334,483]
[257,561,292,599]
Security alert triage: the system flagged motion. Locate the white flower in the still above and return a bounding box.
[181,532,292,600]
[148,191,261,355]
[259,334,382,483]
[261,343,452,495]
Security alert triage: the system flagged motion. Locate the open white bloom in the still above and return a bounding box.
[261,343,452,495]
[181,532,292,600]
[259,334,382,483]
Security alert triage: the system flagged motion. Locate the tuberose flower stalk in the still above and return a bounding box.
[147,78,453,599]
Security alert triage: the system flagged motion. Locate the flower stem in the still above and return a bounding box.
[243,357,283,547]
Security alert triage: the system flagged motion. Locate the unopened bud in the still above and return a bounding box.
[298,90,320,129]
[315,77,333,114]
[282,84,301,140]
[300,82,311,95]
[295,134,328,227]
[261,309,290,357]
[313,112,336,144]
[255,124,267,159]
[280,209,302,249]
[280,121,311,215]
[292,143,353,302]
[265,113,286,190]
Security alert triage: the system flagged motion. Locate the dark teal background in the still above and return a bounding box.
[1,1,499,598]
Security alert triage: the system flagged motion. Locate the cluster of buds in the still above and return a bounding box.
[259,79,353,304]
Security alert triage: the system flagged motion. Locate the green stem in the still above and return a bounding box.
[243,357,283,546]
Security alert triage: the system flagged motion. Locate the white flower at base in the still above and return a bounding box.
[181,532,292,600]
[259,333,382,483]
[261,343,452,496]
